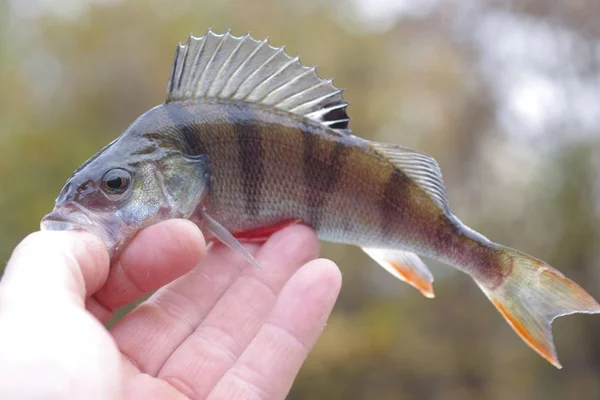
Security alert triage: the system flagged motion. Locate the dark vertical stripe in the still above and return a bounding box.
[163,103,207,156]
[379,170,411,238]
[236,121,264,218]
[302,135,349,230]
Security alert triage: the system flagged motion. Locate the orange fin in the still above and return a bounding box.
[232,220,302,242]
[477,248,600,368]
[362,247,434,298]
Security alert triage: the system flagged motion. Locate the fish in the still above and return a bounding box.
[41,30,600,369]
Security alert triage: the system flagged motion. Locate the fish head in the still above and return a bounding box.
[41,138,209,258]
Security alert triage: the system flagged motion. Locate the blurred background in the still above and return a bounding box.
[1,0,600,398]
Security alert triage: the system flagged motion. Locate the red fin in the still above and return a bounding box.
[477,247,600,369]
[233,220,302,242]
[361,247,435,298]
[390,261,435,298]
[491,299,560,368]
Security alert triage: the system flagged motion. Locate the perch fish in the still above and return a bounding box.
[41,30,600,368]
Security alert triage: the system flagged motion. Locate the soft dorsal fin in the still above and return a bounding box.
[371,142,450,213]
[166,30,350,133]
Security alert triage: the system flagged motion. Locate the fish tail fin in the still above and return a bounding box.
[476,247,600,368]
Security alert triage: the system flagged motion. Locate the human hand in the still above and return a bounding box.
[0,221,341,399]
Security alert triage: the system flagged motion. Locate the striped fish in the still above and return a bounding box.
[41,30,600,369]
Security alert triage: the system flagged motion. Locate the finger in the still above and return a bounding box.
[156,225,320,399]
[0,231,122,399]
[207,259,341,400]
[91,219,205,318]
[110,238,261,374]
[0,230,108,306]
[86,297,113,324]
[122,374,189,400]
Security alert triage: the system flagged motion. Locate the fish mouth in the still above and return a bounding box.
[41,210,92,232]
[41,218,86,232]
[41,203,122,255]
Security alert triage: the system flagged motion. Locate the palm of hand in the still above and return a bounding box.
[0,221,341,400]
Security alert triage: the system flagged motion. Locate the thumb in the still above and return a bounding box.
[1,230,110,304]
[0,231,121,400]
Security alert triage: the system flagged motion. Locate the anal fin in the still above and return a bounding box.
[362,247,435,298]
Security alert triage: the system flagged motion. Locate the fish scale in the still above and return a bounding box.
[41,30,600,369]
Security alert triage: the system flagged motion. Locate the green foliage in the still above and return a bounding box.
[1,1,600,398]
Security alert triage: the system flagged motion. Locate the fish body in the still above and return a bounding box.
[41,30,600,369]
[139,100,495,283]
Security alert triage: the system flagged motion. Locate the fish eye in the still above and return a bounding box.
[101,169,131,195]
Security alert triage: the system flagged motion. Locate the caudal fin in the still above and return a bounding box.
[476,248,600,368]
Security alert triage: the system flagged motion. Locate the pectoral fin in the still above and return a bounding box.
[362,247,435,298]
[203,212,265,271]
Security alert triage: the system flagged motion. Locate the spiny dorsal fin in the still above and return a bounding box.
[166,30,350,133]
[371,142,450,213]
